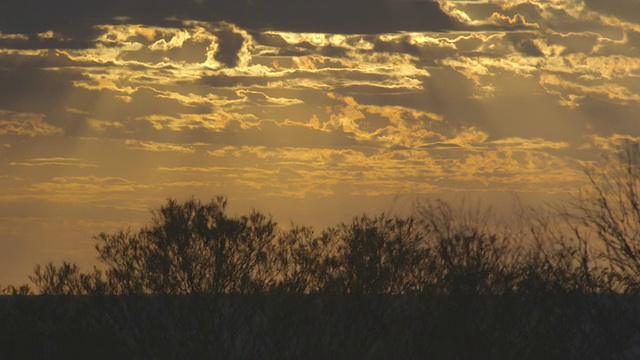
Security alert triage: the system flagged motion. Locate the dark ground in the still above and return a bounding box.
[1,294,639,359]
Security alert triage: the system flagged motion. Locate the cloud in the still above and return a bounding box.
[584,0,640,24]
[548,54,640,80]
[236,90,304,107]
[447,126,489,148]
[25,176,139,200]
[438,2,542,30]
[199,140,584,197]
[0,0,456,49]
[586,134,640,152]
[0,6,632,151]
[490,137,569,150]
[540,74,640,105]
[156,165,275,177]
[87,118,125,133]
[323,92,444,147]
[0,3,634,196]
[0,32,28,41]
[149,30,192,51]
[212,29,246,68]
[0,110,63,137]
[9,157,96,168]
[511,37,544,57]
[124,139,196,153]
[485,12,540,29]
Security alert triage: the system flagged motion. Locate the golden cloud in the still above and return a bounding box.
[487,12,540,28]
[9,157,96,168]
[27,176,138,198]
[200,142,583,197]
[124,139,196,153]
[0,110,63,137]
[87,118,125,133]
[540,73,640,105]
[323,93,444,147]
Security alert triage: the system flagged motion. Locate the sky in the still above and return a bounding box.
[1,0,639,285]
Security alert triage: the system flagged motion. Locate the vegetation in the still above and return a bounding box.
[3,141,640,358]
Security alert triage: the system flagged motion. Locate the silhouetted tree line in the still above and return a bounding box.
[3,141,640,358]
[0,199,603,296]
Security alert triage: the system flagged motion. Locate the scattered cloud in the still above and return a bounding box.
[0,110,63,137]
[124,139,196,153]
[9,158,96,168]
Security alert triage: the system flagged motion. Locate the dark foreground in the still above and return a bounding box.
[2,294,639,359]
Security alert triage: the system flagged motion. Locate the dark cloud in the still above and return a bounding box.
[578,97,640,137]
[373,37,421,56]
[137,119,363,149]
[214,0,455,33]
[545,32,599,55]
[214,30,245,68]
[250,37,350,57]
[0,67,81,113]
[419,143,462,150]
[446,2,542,31]
[0,0,455,49]
[509,35,544,57]
[121,41,209,65]
[0,35,100,50]
[201,67,426,91]
[201,74,273,88]
[506,3,545,23]
[0,49,113,68]
[585,0,640,24]
[320,45,349,58]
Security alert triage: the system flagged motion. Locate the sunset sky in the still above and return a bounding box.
[1,0,639,285]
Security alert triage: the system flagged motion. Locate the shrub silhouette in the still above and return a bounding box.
[30,262,105,295]
[316,215,426,294]
[92,196,279,295]
[23,193,631,297]
[416,199,517,295]
[566,140,640,291]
